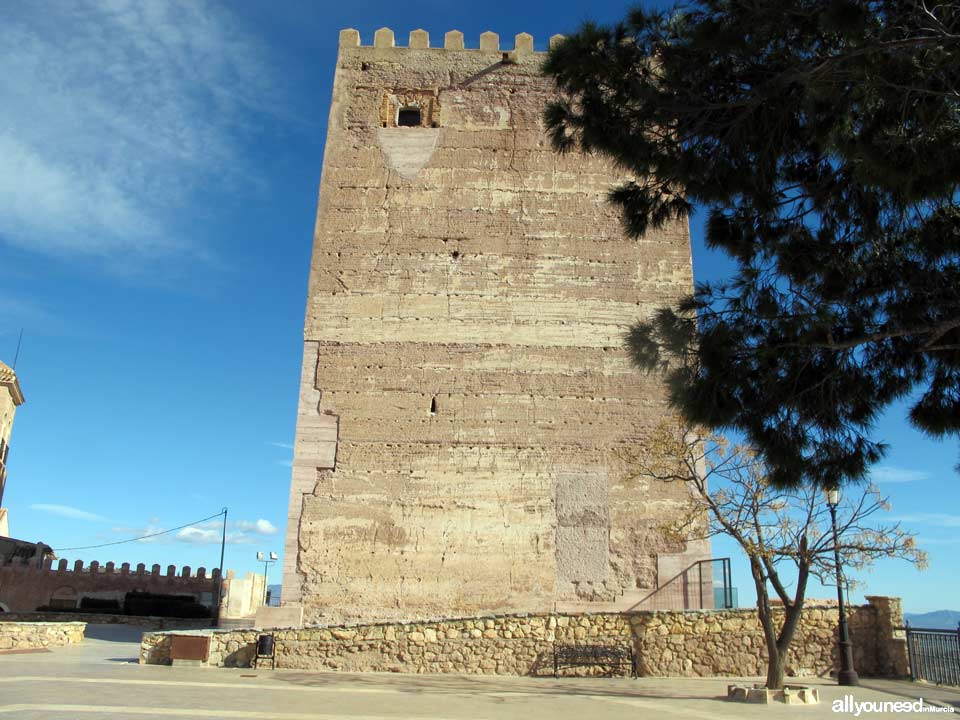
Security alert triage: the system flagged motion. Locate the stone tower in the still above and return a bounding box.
[282,28,710,625]
[0,360,24,536]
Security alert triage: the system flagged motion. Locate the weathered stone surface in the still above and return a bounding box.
[0,360,25,522]
[141,597,908,680]
[0,621,85,650]
[281,32,708,624]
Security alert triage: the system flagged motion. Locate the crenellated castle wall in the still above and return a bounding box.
[283,27,707,625]
[0,557,220,613]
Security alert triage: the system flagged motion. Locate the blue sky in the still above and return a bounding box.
[1,1,956,614]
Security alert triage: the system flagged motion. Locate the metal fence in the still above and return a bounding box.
[905,623,960,687]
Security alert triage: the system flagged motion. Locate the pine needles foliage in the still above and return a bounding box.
[544,0,960,488]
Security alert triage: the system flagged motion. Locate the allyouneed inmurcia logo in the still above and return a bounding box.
[833,696,956,716]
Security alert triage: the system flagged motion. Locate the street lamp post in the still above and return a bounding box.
[256,551,278,607]
[825,488,860,686]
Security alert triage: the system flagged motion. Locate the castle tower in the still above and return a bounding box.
[282,29,710,624]
[0,360,25,536]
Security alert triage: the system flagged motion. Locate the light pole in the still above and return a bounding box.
[256,551,278,607]
[213,507,227,627]
[825,488,859,686]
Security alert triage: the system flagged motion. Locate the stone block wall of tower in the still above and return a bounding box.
[283,28,710,625]
[0,361,25,513]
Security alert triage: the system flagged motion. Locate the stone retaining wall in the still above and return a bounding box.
[141,596,907,678]
[631,596,908,678]
[1,612,211,631]
[0,621,85,651]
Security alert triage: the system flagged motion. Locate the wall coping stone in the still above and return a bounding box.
[141,596,906,678]
[0,612,212,629]
[143,602,878,637]
[2,621,87,628]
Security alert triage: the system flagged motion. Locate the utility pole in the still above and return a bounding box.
[212,507,227,626]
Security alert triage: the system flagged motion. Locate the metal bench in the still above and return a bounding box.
[552,643,637,678]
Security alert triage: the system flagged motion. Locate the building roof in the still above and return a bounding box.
[0,361,24,406]
[0,535,54,563]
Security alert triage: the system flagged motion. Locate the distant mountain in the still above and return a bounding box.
[904,610,960,629]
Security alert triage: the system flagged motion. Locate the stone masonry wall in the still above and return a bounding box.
[631,600,901,678]
[141,597,907,679]
[0,359,24,509]
[0,622,85,651]
[0,557,221,613]
[284,26,708,626]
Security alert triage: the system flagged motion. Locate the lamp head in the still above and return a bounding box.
[256,551,265,561]
[824,487,840,506]
[269,552,278,561]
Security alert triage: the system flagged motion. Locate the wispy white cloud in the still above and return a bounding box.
[235,519,278,535]
[916,537,960,546]
[176,526,221,544]
[110,519,171,544]
[30,503,108,522]
[893,513,960,528]
[113,517,279,546]
[0,1,285,265]
[174,525,258,546]
[270,441,294,467]
[175,527,250,545]
[0,295,56,331]
[0,292,98,341]
[870,466,930,484]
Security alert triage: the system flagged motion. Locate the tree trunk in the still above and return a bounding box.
[766,647,786,689]
[770,604,804,689]
[749,558,785,689]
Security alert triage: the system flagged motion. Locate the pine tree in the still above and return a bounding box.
[544,0,960,488]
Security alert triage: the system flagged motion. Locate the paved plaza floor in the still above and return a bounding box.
[0,624,957,719]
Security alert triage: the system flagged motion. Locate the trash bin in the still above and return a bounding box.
[254,633,275,669]
[256,634,274,657]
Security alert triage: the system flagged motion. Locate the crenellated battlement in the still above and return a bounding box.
[338,28,565,54]
[0,555,222,612]
[0,556,219,580]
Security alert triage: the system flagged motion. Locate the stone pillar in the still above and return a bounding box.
[866,595,909,677]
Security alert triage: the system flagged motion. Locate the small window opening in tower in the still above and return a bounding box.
[430,396,437,415]
[398,107,422,127]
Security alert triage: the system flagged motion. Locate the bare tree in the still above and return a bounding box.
[626,416,928,689]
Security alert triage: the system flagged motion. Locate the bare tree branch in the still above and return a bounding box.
[627,415,928,688]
